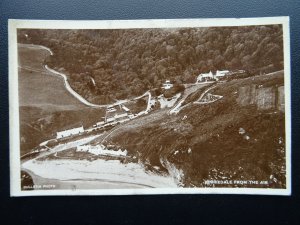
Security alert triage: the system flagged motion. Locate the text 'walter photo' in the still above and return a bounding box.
[9,17,291,196]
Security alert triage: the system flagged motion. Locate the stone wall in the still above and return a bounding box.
[237,85,284,112]
[256,87,275,110]
[277,86,285,112]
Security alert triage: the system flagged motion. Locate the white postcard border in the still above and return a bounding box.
[9,17,291,196]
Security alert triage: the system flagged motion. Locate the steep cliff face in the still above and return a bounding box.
[237,85,284,112]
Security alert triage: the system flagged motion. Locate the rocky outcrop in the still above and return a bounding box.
[237,85,284,112]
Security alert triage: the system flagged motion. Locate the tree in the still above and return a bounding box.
[19,25,283,105]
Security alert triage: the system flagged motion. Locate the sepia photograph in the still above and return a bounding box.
[9,17,291,196]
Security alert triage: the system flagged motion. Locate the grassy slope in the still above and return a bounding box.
[18,45,105,155]
[107,72,286,188]
[18,46,85,110]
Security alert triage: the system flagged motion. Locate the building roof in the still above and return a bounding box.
[56,126,84,137]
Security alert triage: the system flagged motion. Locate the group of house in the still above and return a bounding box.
[196,70,246,83]
[56,104,136,139]
[99,104,136,125]
[96,112,133,127]
[161,69,242,88]
[76,144,128,157]
[197,70,230,82]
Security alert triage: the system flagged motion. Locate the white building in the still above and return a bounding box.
[106,117,116,123]
[56,126,84,139]
[77,144,127,157]
[215,70,230,80]
[197,70,230,83]
[121,105,130,112]
[96,121,105,126]
[197,71,214,82]
[162,80,173,90]
[114,113,128,119]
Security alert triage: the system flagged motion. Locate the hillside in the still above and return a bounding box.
[20,106,105,155]
[99,71,286,188]
[18,45,106,155]
[17,25,284,105]
[18,45,85,110]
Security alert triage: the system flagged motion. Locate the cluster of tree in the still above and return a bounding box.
[18,25,283,104]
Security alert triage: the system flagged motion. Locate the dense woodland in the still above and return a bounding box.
[18,25,283,104]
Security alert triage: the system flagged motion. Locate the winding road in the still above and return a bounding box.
[169,83,211,114]
[18,43,54,55]
[19,43,153,110]
[44,65,106,108]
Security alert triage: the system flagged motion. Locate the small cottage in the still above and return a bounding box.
[162,80,173,90]
[56,126,84,139]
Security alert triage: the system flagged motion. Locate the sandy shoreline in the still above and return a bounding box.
[22,158,178,189]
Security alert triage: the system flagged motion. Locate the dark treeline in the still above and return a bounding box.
[18,25,283,104]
